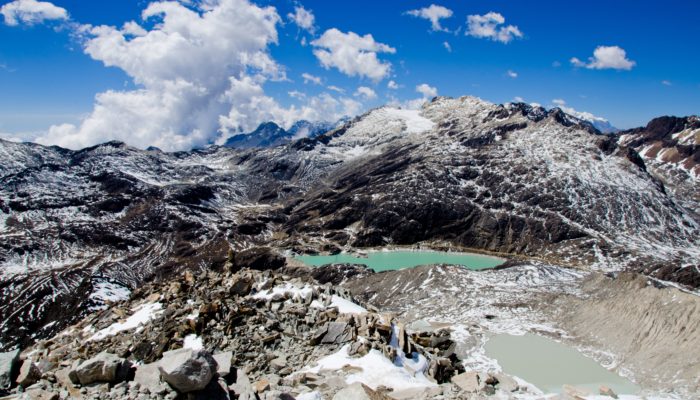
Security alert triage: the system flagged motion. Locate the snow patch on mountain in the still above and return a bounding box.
[89,302,163,341]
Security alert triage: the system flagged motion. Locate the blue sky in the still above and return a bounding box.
[0,0,698,150]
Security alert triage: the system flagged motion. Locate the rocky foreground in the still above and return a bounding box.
[0,259,551,400]
[1,253,699,399]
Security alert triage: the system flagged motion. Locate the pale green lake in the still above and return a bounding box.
[294,250,504,272]
[485,333,640,395]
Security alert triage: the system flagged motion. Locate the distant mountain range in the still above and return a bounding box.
[223,119,340,149]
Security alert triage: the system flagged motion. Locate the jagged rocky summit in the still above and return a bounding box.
[223,120,337,149]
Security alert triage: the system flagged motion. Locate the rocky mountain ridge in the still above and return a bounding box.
[0,95,698,355]
[223,120,337,149]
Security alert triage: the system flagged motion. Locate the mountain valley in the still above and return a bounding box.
[1,96,699,399]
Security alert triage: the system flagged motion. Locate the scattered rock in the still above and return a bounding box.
[451,371,482,393]
[230,369,256,400]
[233,247,286,271]
[158,349,218,393]
[321,322,353,344]
[493,372,518,392]
[229,275,254,296]
[254,377,271,393]
[332,382,391,400]
[599,385,619,399]
[23,386,60,400]
[563,384,591,399]
[15,360,41,387]
[1,268,482,399]
[73,352,128,385]
[133,361,165,393]
[212,351,233,378]
[389,386,442,399]
[270,356,287,372]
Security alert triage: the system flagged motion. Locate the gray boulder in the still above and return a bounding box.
[73,352,128,385]
[493,372,518,392]
[16,359,42,387]
[0,349,20,389]
[158,349,217,393]
[321,322,353,344]
[451,371,483,393]
[134,361,171,394]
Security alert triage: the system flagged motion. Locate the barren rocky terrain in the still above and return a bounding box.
[1,96,699,399]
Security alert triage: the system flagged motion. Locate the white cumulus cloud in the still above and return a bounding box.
[1,0,68,26]
[466,12,522,44]
[387,80,400,90]
[302,72,322,85]
[326,85,345,93]
[27,0,361,151]
[354,86,377,100]
[570,45,636,70]
[416,83,438,98]
[287,5,315,33]
[443,41,452,52]
[405,4,453,32]
[311,28,395,82]
[507,70,518,78]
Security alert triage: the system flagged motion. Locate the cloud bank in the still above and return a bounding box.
[3,0,365,151]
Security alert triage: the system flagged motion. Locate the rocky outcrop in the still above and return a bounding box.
[0,267,496,399]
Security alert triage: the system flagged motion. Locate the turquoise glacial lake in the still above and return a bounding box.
[294,250,504,272]
[485,333,640,395]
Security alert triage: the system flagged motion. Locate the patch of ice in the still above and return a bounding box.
[325,295,367,314]
[88,281,131,311]
[89,302,163,341]
[298,344,436,391]
[383,108,435,134]
[183,334,204,351]
[252,283,313,301]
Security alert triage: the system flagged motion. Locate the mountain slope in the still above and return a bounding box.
[0,96,698,351]
[618,116,699,214]
[273,98,699,283]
